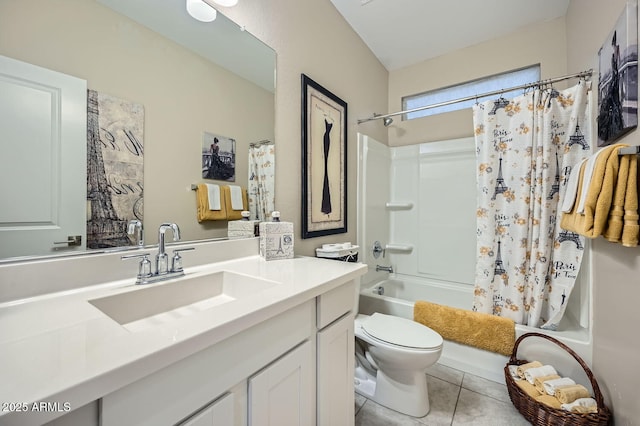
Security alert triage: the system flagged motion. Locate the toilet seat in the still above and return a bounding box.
[358,313,443,350]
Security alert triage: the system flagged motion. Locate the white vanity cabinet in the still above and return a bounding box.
[316,280,357,426]
[248,340,314,426]
[101,300,315,426]
[98,278,358,426]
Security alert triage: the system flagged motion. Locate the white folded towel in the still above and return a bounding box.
[577,147,608,213]
[508,365,521,380]
[561,397,598,413]
[525,365,558,384]
[206,184,221,210]
[229,185,243,210]
[561,158,587,213]
[543,377,576,395]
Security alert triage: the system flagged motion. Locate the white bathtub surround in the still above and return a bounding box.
[473,81,592,329]
[0,238,366,425]
[359,277,593,385]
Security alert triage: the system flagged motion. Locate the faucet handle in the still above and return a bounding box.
[171,247,195,273]
[121,253,152,284]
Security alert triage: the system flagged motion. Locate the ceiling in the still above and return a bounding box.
[330,0,570,71]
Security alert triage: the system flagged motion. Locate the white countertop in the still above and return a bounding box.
[0,254,366,425]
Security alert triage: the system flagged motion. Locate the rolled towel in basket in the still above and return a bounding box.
[516,361,543,379]
[533,374,561,394]
[561,397,598,414]
[555,384,591,404]
[543,377,576,396]
[515,379,540,399]
[535,394,562,410]
[525,365,558,384]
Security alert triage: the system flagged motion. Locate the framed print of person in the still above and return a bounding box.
[597,0,638,146]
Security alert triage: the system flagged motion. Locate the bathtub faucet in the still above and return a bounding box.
[376,264,393,273]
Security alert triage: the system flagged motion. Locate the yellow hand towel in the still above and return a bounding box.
[413,301,515,356]
[555,384,591,404]
[516,361,543,379]
[221,185,248,220]
[534,374,560,394]
[561,144,626,238]
[516,379,540,399]
[196,184,227,222]
[622,154,639,247]
[535,394,562,410]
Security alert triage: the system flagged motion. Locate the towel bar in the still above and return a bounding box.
[618,146,640,155]
[385,202,414,210]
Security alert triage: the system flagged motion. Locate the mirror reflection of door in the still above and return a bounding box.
[0,55,87,258]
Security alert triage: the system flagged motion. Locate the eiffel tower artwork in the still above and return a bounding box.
[494,240,506,277]
[488,97,510,115]
[547,151,560,200]
[86,90,130,249]
[567,123,590,150]
[558,230,583,250]
[492,156,509,200]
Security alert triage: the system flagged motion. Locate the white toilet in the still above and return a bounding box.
[354,313,443,417]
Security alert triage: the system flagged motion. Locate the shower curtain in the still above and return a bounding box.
[248,142,275,221]
[473,81,592,329]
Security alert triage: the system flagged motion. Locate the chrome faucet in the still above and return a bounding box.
[122,222,194,285]
[376,264,393,273]
[127,219,144,247]
[157,223,181,275]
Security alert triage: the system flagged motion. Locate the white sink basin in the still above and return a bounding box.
[89,270,278,332]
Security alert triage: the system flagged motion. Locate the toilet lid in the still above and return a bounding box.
[361,313,443,349]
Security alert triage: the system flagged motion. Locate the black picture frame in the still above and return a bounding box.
[301,74,347,239]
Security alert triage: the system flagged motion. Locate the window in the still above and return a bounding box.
[402,65,541,120]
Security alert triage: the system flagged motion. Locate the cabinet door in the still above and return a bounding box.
[248,340,314,426]
[180,393,235,426]
[317,313,354,426]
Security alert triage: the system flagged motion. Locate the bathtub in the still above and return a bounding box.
[358,276,592,384]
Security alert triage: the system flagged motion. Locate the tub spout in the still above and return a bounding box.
[376,265,393,273]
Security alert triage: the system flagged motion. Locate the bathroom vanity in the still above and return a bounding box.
[0,238,366,426]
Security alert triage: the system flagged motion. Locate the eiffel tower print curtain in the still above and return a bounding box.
[473,80,592,329]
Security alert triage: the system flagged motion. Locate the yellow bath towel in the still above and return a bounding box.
[555,384,591,404]
[561,144,626,238]
[221,185,248,220]
[413,301,515,356]
[195,184,227,222]
[622,154,639,247]
[603,151,639,246]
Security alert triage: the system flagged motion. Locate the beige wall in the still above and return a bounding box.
[567,1,640,423]
[222,0,389,256]
[387,18,568,146]
[0,0,274,244]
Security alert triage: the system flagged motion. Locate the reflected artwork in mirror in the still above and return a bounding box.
[0,0,276,262]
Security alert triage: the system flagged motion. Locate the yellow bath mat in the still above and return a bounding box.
[413,300,515,356]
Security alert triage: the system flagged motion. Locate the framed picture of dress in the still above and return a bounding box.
[597,0,638,146]
[301,74,347,239]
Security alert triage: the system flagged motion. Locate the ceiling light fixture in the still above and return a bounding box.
[186,0,217,22]
[209,0,239,6]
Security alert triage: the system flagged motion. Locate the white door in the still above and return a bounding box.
[0,55,87,259]
[248,340,314,426]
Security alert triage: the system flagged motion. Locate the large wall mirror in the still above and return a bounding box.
[0,0,276,262]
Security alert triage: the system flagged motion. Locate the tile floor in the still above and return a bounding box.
[355,363,530,425]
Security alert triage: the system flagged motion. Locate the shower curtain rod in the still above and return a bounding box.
[357,69,593,125]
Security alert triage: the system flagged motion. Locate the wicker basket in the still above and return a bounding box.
[504,332,612,426]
